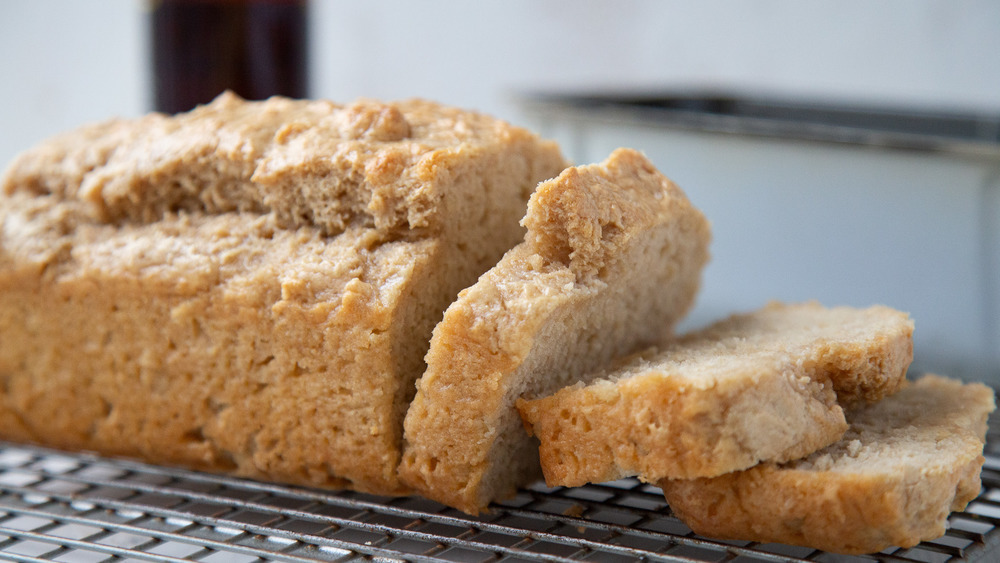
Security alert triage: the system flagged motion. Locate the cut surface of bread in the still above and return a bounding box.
[660,374,995,555]
[516,302,914,486]
[0,92,567,495]
[398,148,711,514]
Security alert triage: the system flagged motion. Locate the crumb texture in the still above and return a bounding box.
[516,301,914,485]
[0,92,568,495]
[660,374,995,555]
[399,148,711,513]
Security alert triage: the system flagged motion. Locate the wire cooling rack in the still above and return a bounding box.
[1,429,999,563]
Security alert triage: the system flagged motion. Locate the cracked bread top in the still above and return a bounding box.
[2,91,551,239]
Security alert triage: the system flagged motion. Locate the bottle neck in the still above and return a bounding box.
[151,0,308,114]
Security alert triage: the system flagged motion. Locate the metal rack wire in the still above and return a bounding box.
[1,432,999,563]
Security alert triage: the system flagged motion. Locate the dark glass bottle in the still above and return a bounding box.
[151,0,308,114]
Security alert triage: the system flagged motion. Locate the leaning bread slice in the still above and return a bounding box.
[398,148,711,514]
[660,374,995,555]
[516,302,913,486]
[0,92,568,496]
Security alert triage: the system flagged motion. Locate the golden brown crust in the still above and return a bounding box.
[516,302,914,486]
[660,375,995,555]
[0,93,568,496]
[399,148,711,513]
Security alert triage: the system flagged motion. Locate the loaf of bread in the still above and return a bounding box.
[660,374,995,554]
[398,148,711,513]
[0,92,568,495]
[517,302,914,486]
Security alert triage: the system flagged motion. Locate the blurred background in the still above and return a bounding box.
[1,0,998,383]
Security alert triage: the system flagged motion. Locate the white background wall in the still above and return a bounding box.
[309,1,1000,117]
[0,1,147,168]
[3,1,999,166]
[2,0,999,379]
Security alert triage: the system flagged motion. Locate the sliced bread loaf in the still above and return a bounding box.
[660,374,995,554]
[0,92,567,495]
[398,148,711,513]
[516,302,914,486]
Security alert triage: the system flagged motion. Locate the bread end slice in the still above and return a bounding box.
[660,374,995,555]
[517,302,914,485]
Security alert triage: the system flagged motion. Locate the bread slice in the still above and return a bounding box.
[516,302,914,486]
[660,374,995,555]
[398,148,711,513]
[0,92,567,495]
